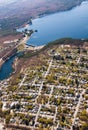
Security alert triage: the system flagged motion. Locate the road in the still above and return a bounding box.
[47,85,54,105]
[37,59,53,96]
[73,89,85,124]
[38,81,44,95]
[71,89,85,130]
[1,35,28,62]
[34,59,53,127]
[77,54,82,64]
[44,59,53,78]
[19,74,27,88]
[34,104,42,128]
[54,107,57,122]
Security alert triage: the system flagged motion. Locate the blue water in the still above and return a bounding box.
[18,1,88,46]
[0,52,23,80]
[0,55,17,80]
[0,1,88,80]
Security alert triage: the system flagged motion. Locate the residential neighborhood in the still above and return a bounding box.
[0,42,88,130]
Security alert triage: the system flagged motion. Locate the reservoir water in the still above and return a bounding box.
[18,1,88,46]
[0,52,23,80]
[0,55,17,80]
[0,1,88,80]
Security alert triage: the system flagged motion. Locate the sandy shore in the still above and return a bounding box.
[22,35,45,51]
[0,58,4,69]
[26,45,44,51]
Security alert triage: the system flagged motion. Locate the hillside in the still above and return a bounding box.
[0,0,86,19]
[0,0,87,36]
[11,38,88,79]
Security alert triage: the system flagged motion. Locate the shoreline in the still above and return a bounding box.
[0,36,28,80]
[18,1,86,29]
[0,35,45,81]
[0,59,4,69]
[23,34,45,50]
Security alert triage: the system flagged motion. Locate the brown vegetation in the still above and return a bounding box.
[11,38,88,81]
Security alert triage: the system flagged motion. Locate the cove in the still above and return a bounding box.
[0,52,23,80]
[18,1,88,46]
[0,1,88,80]
[0,55,16,80]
